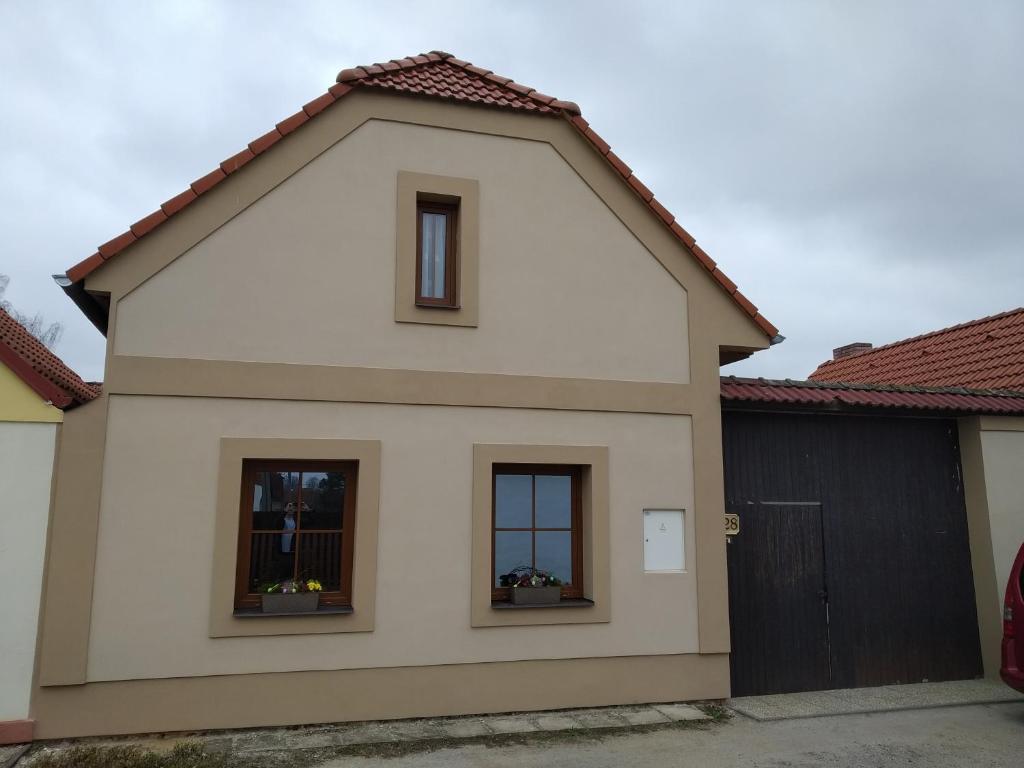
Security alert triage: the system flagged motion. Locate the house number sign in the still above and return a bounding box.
[724,513,740,536]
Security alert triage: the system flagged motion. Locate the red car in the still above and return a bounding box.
[1002,542,1024,692]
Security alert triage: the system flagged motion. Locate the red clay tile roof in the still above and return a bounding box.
[0,307,100,409]
[809,307,1024,391]
[62,51,777,340]
[721,376,1024,415]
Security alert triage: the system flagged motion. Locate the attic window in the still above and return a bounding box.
[416,199,458,308]
[395,171,478,327]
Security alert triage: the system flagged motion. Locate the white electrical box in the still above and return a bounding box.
[643,509,685,572]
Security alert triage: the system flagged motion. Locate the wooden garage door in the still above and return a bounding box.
[723,411,983,696]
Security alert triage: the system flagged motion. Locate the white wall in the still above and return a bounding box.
[0,421,56,720]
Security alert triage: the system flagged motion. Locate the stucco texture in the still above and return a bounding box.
[86,395,698,683]
[112,119,690,384]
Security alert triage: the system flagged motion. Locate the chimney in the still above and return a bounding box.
[832,342,873,360]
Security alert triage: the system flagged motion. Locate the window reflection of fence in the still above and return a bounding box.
[248,531,341,591]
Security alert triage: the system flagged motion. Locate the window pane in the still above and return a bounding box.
[535,531,572,584]
[251,470,298,530]
[420,211,447,298]
[495,474,532,528]
[298,531,342,591]
[535,475,572,528]
[248,533,295,593]
[431,213,446,296]
[494,530,532,587]
[300,471,345,529]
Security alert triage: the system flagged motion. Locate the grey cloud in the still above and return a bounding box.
[1,0,1020,383]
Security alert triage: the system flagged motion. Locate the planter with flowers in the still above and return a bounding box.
[260,578,323,613]
[499,566,563,605]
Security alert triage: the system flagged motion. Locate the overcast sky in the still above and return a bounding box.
[1,1,1021,383]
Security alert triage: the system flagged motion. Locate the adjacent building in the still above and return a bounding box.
[0,309,98,745]
[806,307,1024,686]
[720,375,1024,694]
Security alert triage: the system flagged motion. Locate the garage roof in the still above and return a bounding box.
[721,375,1024,415]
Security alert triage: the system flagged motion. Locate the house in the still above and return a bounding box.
[0,308,98,745]
[31,51,779,739]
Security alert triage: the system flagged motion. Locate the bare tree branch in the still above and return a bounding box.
[0,274,64,350]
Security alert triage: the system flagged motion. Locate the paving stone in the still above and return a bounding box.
[618,707,672,726]
[323,722,403,746]
[379,719,445,742]
[230,731,287,752]
[534,713,584,731]
[652,703,709,722]
[283,730,346,749]
[569,708,630,729]
[479,715,539,734]
[436,718,494,739]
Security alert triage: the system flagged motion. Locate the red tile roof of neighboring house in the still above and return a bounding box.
[62,51,778,340]
[809,307,1024,391]
[721,376,1024,415]
[0,307,100,409]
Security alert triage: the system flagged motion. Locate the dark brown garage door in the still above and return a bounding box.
[723,411,983,697]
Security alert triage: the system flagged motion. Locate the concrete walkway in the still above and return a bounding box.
[729,678,1023,720]
[324,700,1024,768]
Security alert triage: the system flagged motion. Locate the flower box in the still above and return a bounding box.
[261,592,320,614]
[510,585,562,605]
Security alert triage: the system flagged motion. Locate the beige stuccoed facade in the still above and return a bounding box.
[113,119,691,382]
[32,91,771,737]
[89,397,694,680]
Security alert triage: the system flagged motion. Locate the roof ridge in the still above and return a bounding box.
[335,51,582,116]
[815,306,1024,369]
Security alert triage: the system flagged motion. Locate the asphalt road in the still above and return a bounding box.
[327,702,1024,768]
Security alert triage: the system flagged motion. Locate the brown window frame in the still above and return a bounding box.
[491,464,584,603]
[415,200,458,308]
[235,459,357,611]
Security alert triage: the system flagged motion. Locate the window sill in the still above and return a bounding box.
[490,599,594,610]
[232,605,354,618]
[414,301,461,310]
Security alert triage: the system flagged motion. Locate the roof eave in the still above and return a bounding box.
[62,280,110,336]
[0,340,73,409]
